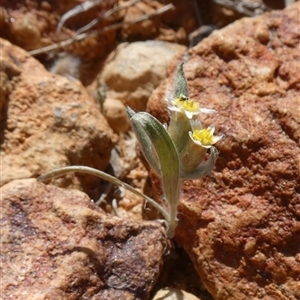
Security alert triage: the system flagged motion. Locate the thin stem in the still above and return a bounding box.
[38,165,170,222]
[72,0,142,35]
[164,178,182,238]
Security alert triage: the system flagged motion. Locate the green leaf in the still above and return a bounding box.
[173,62,189,98]
[127,107,161,175]
[128,109,181,216]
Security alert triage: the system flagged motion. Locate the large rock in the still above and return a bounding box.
[97,40,186,110]
[0,179,166,300]
[0,38,115,198]
[147,3,300,300]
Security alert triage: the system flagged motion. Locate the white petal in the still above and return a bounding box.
[185,111,197,119]
[165,97,174,103]
[212,134,223,144]
[200,144,212,149]
[168,106,181,112]
[208,125,215,134]
[200,108,216,114]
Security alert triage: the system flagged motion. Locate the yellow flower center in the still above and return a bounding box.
[192,128,213,145]
[175,96,200,112]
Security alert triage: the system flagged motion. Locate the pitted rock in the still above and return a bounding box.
[0,38,115,199]
[0,179,166,300]
[147,3,300,300]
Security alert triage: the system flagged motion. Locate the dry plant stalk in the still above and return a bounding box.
[29,2,174,56]
[211,0,269,16]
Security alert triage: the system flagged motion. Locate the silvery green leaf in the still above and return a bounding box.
[173,62,189,98]
[128,108,181,210]
[180,146,219,179]
[127,107,161,175]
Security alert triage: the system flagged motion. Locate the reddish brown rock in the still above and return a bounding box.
[0,179,166,300]
[148,3,300,300]
[0,38,115,198]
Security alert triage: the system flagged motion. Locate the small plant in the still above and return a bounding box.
[38,63,222,238]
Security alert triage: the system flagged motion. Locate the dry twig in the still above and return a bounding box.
[29,3,174,56]
[57,0,104,33]
[212,0,269,16]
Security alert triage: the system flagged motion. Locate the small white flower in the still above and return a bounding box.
[189,119,223,148]
[167,94,216,119]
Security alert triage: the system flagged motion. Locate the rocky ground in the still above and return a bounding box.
[1,1,299,300]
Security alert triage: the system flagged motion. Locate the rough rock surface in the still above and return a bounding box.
[0,38,115,198]
[0,179,166,300]
[98,40,186,110]
[148,3,300,300]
